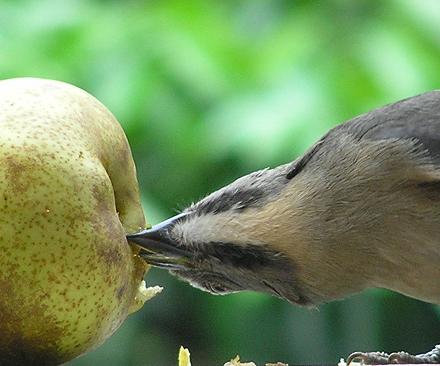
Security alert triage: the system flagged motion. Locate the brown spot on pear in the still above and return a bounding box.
[0,78,159,366]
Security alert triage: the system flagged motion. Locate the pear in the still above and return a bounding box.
[0,78,160,365]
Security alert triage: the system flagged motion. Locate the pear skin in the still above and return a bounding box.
[0,78,158,365]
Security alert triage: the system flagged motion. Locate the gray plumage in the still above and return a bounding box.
[129,91,440,306]
[127,90,440,364]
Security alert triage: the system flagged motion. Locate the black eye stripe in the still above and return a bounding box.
[199,241,292,270]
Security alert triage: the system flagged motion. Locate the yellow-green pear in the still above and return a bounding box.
[0,78,160,365]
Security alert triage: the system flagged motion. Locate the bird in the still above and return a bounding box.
[127,91,440,364]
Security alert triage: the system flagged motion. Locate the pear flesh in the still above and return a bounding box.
[0,78,158,365]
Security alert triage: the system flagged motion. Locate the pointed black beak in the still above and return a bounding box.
[127,212,192,270]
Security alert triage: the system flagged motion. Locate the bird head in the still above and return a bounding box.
[127,165,314,306]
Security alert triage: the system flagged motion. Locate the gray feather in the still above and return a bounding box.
[287,91,440,179]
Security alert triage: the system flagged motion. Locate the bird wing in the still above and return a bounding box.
[287,91,440,179]
[344,90,440,160]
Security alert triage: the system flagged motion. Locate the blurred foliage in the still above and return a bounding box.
[1,0,440,365]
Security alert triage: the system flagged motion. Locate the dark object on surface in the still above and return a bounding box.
[347,345,440,364]
[128,91,440,364]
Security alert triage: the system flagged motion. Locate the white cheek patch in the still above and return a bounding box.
[171,212,257,248]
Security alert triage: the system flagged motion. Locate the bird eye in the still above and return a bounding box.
[206,282,226,294]
[212,284,226,293]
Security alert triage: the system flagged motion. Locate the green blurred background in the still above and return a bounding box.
[1,0,440,365]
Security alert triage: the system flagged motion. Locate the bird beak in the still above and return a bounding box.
[126,212,192,270]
